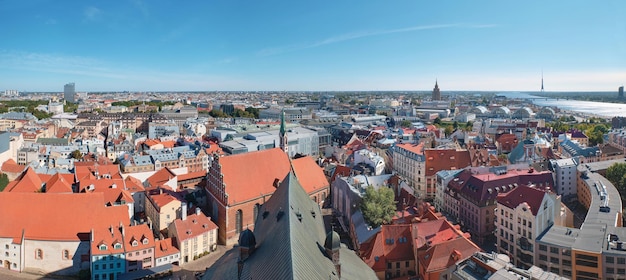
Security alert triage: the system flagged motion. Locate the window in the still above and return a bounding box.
[539,254,547,261]
[550,257,559,264]
[253,203,261,223]
[114,243,122,249]
[550,247,559,254]
[539,244,547,251]
[142,238,149,245]
[236,209,243,234]
[99,244,107,251]
[387,262,391,269]
[405,261,409,267]
[95,264,99,270]
[618,257,625,265]
[606,256,614,263]
[35,249,43,260]
[62,250,69,260]
[132,240,138,247]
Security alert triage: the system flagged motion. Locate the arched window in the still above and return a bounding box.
[62,250,69,260]
[35,249,43,260]
[253,204,261,223]
[236,209,243,234]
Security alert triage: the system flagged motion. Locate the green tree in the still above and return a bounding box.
[606,163,626,203]
[0,173,9,192]
[245,107,260,119]
[209,109,229,118]
[465,121,474,131]
[400,120,412,128]
[433,117,441,125]
[453,120,459,129]
[70,150,83,159]
[444,125,454,136]
[360,186,396,228]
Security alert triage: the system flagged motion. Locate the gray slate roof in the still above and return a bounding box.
[203,171,377,280]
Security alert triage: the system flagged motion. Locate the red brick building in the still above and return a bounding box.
[205,148,329,245]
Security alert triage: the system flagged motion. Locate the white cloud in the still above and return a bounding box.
[258,23,497,56]
[84,6,102,21]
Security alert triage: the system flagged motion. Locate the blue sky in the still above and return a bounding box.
[1,0,625,92]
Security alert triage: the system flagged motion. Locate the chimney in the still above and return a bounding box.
[196,206,202,216]
[119,222,125,236]
[182,202,187,221]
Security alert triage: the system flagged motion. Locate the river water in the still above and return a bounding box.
[498,92,626,118]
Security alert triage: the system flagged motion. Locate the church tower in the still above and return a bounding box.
[279,109,288,153]
[432,80,441,101]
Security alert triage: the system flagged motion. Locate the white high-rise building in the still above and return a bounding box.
[64,83,75,103]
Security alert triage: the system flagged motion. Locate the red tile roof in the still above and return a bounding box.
[170,212,218,241]
[124,176,145,193]
[496,185,548,216]
[291,156,329,194]
[45,172,74,193]
[424,148,471,177]
[146,167,177,189]
[417,235,480,273]
[0,192,128,241]
[75,162,122,181]
[149,192,179,210]
[219,148,291,205]
[361,224,414,272]
[395,143,424,155]
[178,171,206,181]
[124,224,153,252]
[91,225,126,256]
[1,159,25,174]
[4,167,42,193]
[155,238,180,259]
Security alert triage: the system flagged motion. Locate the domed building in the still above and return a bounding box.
[491,106,511,118]
[512,107,535,119]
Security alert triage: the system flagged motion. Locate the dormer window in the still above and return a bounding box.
[114,243,122,249]
[142,238,149,245]
[132,240,138,247]
[99,244,107,251]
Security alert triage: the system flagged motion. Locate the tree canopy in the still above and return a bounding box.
[605,163,626,204]
[360,186,396,228]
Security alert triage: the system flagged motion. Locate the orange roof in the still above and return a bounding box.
[155,238,180,259]
[124,176,145,193]
[1,159,25,174]
[144,139,161,147]
[146,167,177,188]
[161,140,176,148]
[4,167,42,193]
[149,192,179,210]
[45,173,74,193]
[75,162,122,181]
[417,235,480,273]
[424,149,471,176]
[361,224,414,272]
[124,224,153,252]
[291,156,329,194]
[395,143,424,155]
[205,144,223,155]
[0,192,128,241]
[219,148,291,205]
[178,170,206,181]
[79,178,125,193]
[91,225,126,256]
[170,212,217,242]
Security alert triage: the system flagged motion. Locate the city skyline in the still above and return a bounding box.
[1,1,625,92]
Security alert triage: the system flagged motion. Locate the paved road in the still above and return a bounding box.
[0,245,229,280]
[159,245,229,280]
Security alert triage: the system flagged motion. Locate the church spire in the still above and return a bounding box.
[279,109,288,153]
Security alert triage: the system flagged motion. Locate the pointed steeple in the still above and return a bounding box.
[541,70,544,92]
[279,109,288,153]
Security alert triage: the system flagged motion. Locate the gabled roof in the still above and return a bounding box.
[124,176,145,193]
[4,167,42,193]
[148,192,180,210]
[231,171,376,280]
[124,224,153,252]
[496,185,548,216]
[0,192,128,241]
[145,167,177,188]
[417,235,480,273]
[424,149,471,176]
[45,172,74,193]
[170,212,217,242]
[155,238,180,259]
[91,225,126,256]
[75,162,122,181]
[361,224,413,272]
